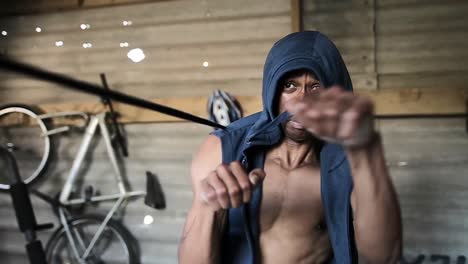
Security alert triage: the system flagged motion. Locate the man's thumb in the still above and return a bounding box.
[249,168,266,186]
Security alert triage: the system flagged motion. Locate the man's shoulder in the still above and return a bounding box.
[209,112,262,163]
[211,112,262,139]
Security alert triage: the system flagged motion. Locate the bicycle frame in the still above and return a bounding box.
[40,112,145,262]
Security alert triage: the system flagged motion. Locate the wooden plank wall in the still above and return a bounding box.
[303,0,468,261]
[376,7,468,260]
[0,0,290,263]
[378,118,468,262]
[376,0,468,90]
[0,0,174,16]
[302,0,378,90]
[1,0,468,263]
[0,0,290,104]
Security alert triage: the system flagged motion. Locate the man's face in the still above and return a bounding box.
[278,70,323,143]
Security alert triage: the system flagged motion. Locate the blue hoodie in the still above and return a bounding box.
[212,31,358,264]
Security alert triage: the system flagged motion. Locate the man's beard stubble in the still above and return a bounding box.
[281,120,324,161]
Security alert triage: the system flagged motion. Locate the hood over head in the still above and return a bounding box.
[261,31,353,121]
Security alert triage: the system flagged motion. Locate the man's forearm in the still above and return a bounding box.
[178,206,227,264]
[345,133,402,263]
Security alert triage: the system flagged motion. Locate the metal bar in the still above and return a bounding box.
[82,196,125,259]
[58,208,84,263]
[97,113,127,194]
[65,191,146,205]
[0,55,225,129]
[41,126,70,136]
[59,116,99,204]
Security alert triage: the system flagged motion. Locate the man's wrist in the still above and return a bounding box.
[344,131,381,154]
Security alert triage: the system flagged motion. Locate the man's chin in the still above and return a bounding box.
[284,126,311,143]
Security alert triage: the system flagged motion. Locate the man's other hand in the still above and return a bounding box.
[199,161,265,211]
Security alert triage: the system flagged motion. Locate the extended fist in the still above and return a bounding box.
[200,161,265,211]
[286,86,376,148]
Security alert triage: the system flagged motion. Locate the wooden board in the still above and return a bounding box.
[1,87,467,127]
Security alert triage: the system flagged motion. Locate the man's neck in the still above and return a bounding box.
[268,138,319,170]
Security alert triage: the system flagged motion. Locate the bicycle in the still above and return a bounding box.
[0,76,165,264]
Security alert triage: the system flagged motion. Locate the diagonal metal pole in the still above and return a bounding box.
[0,55,225,129]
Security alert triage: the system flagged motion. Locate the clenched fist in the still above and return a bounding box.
[200,161,265,211]
[286,86,376,148]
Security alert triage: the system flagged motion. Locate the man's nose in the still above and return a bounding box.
[296,87,307,100]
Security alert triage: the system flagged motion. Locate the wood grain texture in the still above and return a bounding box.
[376,0,468,89]
[2,87,467,127]
[1,0,468,263]
[302,0,377,90]
[0,0,289,263]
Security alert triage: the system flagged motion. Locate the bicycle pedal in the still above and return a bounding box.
[84,185,94,202]
[35,222,54,231]
[144,171,166,210]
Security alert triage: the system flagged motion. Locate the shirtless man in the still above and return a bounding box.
[178,31,402,264]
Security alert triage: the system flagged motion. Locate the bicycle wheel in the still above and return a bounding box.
[0,104,52,190]
[45,214,138,264]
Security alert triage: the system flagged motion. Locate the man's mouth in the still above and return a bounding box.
[289,120,304,129]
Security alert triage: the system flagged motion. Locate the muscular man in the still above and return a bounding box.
[178,31,402,264]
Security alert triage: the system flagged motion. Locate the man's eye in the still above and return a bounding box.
[308,85,321,91]
[284,82,296,89]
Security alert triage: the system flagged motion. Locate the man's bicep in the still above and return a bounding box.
[190,134,222,195]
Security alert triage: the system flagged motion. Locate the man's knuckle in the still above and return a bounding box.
[229,187,241,197]
[307,110,321,119]
[326,109,338,118]
[216,187,227,197]
[344,111,359,120]
[219,163,230,170]
[206,194,217,202]
[207,170,217,178]
[239,182,251,192]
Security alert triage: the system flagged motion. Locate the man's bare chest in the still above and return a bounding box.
[259,158,325,233]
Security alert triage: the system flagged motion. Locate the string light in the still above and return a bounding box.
[203,61,209,67]
[55,41,64,47]
[80,24,91,30]
[398,161,408,167]
[127,48,145,63]
[1,31,7,36]
[35,27,42,33]
[82,43,93,48]
[143,215,154,225]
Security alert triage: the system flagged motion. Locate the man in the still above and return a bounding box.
[178,31,402,264]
